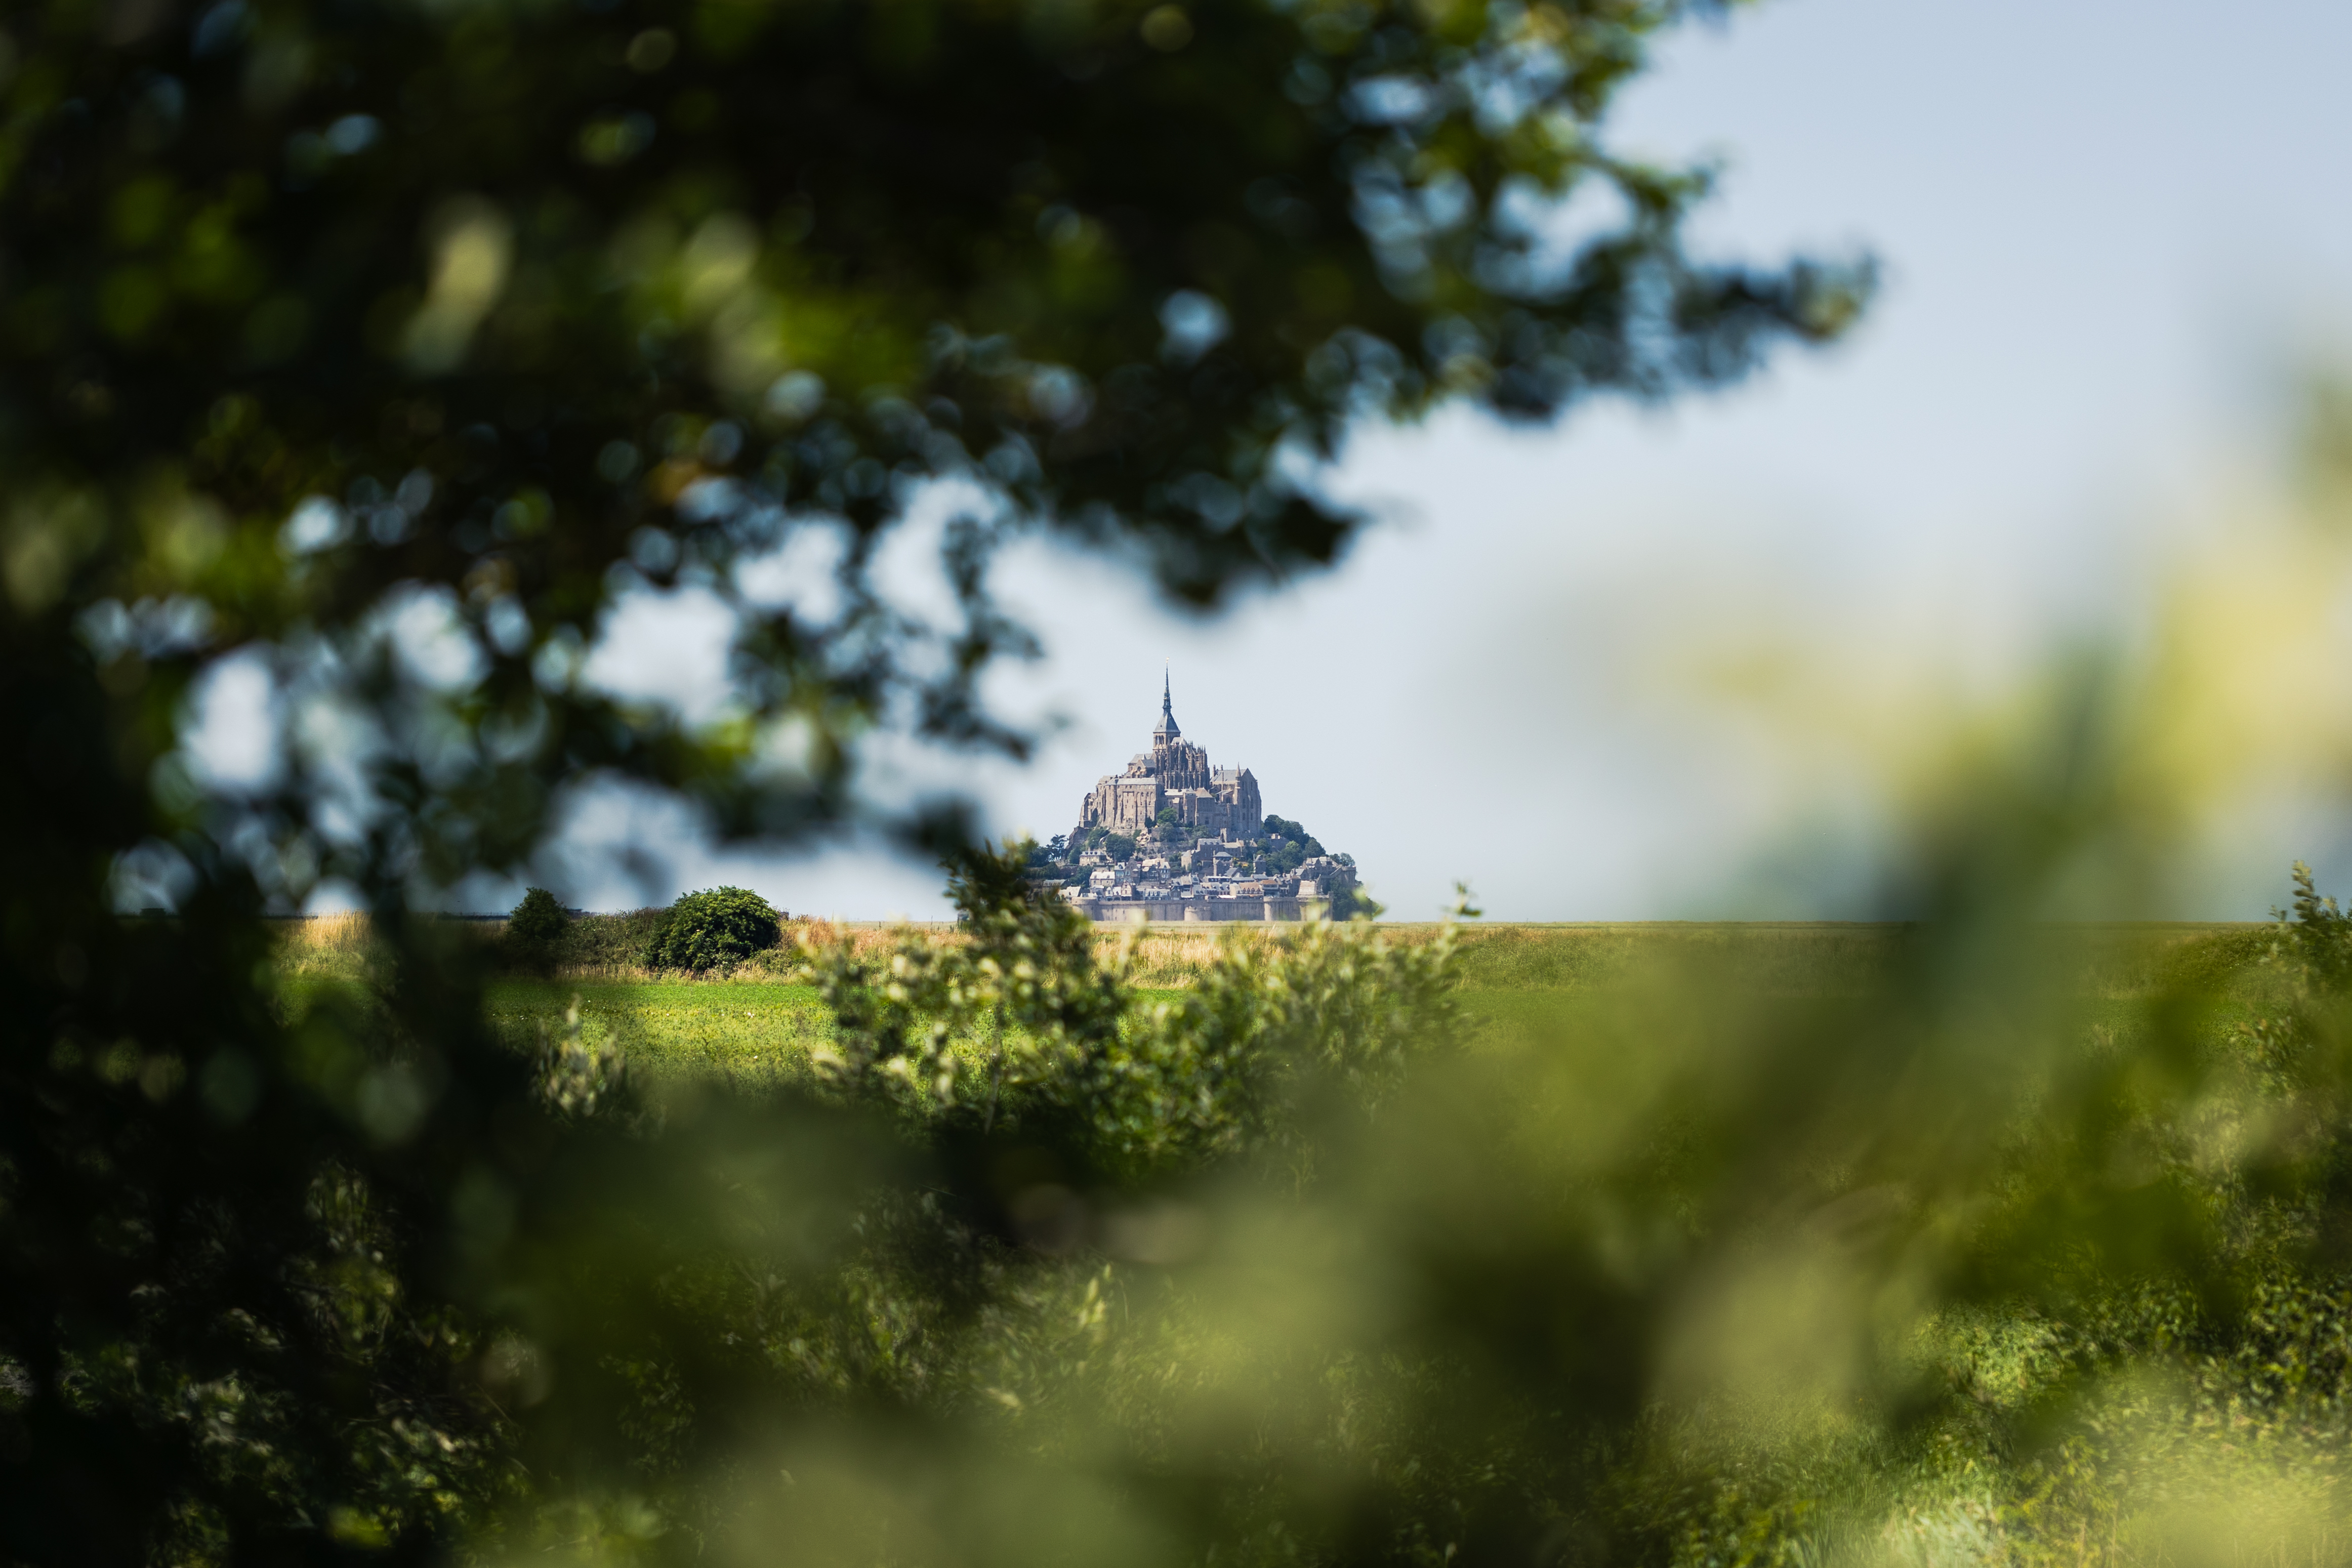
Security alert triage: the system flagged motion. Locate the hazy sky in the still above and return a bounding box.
[476,0,2352,920]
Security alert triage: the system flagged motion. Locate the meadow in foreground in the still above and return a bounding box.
[239,876,2330,1567]
[282,912,2271,1088]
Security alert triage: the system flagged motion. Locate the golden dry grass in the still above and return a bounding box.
[268,912,2270,998]
[276,911,375,954]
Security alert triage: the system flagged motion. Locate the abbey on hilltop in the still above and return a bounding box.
[1077,673,1263,842]
[1051,675,1363,922]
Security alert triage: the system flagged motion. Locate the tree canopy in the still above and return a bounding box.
[642,884,782,970]
[3,0,1864,889]
[506,886,569,943]
[1260,812,1329,863]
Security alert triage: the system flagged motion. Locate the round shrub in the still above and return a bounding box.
[507,887,569,945]
[646,886,782,973]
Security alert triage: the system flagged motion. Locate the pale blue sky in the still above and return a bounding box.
[421,0,2352,919]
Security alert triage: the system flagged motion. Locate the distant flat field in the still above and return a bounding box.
[471,920,2273,1084]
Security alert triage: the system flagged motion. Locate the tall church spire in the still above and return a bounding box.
[1154,667,1179,739]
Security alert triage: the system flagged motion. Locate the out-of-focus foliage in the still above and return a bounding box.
[39,818,2352,1564]
[0,0,1866,916]
[802,844,1465,1167]
[159,834,2352,1568]
[494,837,2352,1568]
[2275,858,2352,990]
[642,884,782,971]
[448,845,1494,1562]
[0,888,528,1561]
[60,0,2352,1559]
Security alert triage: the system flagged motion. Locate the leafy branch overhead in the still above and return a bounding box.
[3,0,1867,872]
[0,3,1885,1560]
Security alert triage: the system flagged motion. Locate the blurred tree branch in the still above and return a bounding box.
[0,0,1869,1557]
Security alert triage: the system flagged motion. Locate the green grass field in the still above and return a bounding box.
[442,919,2279,1084]
[484,980,836,1087]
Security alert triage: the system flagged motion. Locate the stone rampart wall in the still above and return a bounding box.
[1074,897,1330,923]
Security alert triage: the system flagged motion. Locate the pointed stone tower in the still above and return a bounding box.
[1152,666,1179,742]
[1149,671,1211,790]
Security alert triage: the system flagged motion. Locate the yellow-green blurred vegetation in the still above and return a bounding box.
[244,889,2352,1566]
[176,451,2352,1559]
[284,912,2282,1078]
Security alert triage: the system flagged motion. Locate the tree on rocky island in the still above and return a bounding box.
[1259,813,1331,870]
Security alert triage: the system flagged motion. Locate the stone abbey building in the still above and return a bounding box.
[1066,676,1356,922]
[1076,676,1263,842]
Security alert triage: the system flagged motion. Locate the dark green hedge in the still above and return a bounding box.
[490,899,797,977]
[488,909,674,976]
